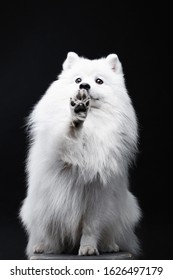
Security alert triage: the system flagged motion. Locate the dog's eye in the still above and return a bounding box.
[95,78,103,85]
[75,78,82,84]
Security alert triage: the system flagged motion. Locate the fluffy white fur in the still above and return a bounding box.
[20,52,141,258]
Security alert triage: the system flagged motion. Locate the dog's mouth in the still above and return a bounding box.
[90,96,99,101]
[90,96,101,109]
[87,91,99,101]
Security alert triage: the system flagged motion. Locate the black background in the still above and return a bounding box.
[0,1,172,260]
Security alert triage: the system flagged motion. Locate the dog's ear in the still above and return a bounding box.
[63,52,79,70]
[106,54,122,73]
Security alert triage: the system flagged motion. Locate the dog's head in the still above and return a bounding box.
[59,52,125,106]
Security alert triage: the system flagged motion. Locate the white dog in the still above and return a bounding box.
[20,52,141,258]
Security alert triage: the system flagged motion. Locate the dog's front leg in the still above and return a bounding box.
[78,223,99,256]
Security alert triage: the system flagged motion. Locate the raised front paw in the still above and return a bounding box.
[70,89,91,124]
[78,245,99,256]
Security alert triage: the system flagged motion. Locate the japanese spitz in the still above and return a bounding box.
[20,52,141,258]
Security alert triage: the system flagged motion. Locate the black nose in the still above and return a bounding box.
[79,83,91,91]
